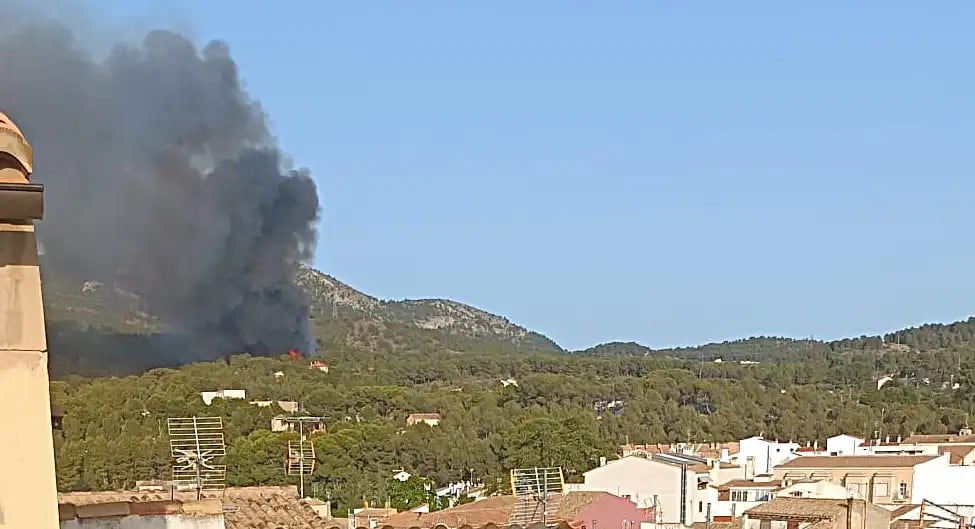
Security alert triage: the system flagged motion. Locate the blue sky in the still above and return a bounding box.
[78,1,974,350]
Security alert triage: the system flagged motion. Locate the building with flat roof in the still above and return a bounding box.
[773,455,942,504]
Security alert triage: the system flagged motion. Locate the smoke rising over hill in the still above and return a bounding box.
[0,14,320,360]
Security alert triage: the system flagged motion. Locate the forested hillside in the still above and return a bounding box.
[39,261,975,511]
[41,265,562,377]
[52,341,975,511]
[583,319,975,366]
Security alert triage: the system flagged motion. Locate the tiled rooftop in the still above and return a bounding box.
[778,455,938,469]
[744,498,851,520]
[717,479,782,489]
[381,492,610,529]
[621,442,741,460]
[937,444,975,464]
[690,521,742,529]
[903,434,975,445]
[59,486,333,529]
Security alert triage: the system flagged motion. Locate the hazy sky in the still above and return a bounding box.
[77,1,974,350]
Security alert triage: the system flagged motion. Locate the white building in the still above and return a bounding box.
[200,389,246,405]
[911,455,975,504]
[776,479,860,499]
[711,476,781,521]
[570,454,743,526]
[734,437,799,475]
[825,434,866,456]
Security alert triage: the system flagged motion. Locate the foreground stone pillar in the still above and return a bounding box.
[0,111,59,529]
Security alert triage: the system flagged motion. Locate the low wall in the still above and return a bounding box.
[58,500,225,529]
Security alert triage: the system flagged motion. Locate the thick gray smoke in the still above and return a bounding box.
[0,16,320,360]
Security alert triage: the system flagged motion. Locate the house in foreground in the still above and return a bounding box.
[567,454,743,526]
[742,498,890,529]
[712,477,782,521]
[773,455,942,503]
[58,485,338,529]
[381,491,654,529]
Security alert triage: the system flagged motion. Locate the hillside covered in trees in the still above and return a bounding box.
[39,263,975,511]
[53,334,975,511]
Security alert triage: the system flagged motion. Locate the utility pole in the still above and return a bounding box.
[299,419,305,498]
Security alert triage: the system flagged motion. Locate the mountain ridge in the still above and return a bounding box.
[296,266,562,352]
[39,260,975,377]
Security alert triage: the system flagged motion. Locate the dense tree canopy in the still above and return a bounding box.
[51,331,975,512]
[41,267,975,512]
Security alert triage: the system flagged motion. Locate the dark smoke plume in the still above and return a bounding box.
[0,14,320,361]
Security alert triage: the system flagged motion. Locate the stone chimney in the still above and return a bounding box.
[0,110,60,529]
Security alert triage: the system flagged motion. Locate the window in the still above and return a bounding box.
[699,502,704,513]
[899,482,908,498]
[846,483,861,496]
[873,482,889,498]
[756,490,771,501]
[731,490,748,502]
[760,520,771,529]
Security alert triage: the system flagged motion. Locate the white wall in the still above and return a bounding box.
[691,484,718,523]
[712,500,762,519]
[577,457,686,524]
[777,480,859,499]
[826,435,866,456]
[912,455,975,504]
[737,438,799,475]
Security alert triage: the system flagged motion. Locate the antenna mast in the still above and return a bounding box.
[509,467,565,527]
[167,417,226,500]
[284,416,323,498]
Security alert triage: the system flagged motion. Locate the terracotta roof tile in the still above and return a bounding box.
[778,455,937,469]
[937,445,975,464]
[382,492,610,529]
[903,434,975,444]
[408,413,442,420]
[744,498,850,519]
[690,521,742,529]
[717,479,782,489]
[59,486,330,529]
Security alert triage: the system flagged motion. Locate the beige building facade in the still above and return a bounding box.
[772,455,940,504]
[0,111,60,528]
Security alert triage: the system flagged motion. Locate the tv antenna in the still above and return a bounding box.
[508,467,565,527]
[167,417,227,500]
[282,416,324,498]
